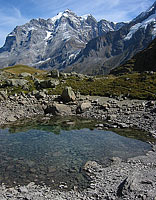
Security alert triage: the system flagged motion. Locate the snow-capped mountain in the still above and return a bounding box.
[124,2,156,40]
[65,1,156,75]
[0,9,124,69]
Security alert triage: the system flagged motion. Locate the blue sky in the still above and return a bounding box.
[0,0,155,47]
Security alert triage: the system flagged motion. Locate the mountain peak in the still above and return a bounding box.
[81,14,92,20]
[63,9,74,14]
[146,1,156,12]
[50,9,77,23]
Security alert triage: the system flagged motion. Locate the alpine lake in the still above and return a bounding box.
[0,116,154,190]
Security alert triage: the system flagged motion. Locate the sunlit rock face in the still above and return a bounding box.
[65,2,156,75]
[0,9,124,70]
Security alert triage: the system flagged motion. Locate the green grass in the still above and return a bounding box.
[1,64,45,75]
[0,64,156,100]
[50,72,156,100]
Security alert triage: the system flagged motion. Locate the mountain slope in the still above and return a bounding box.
[65,1,156,75]
[0,10,124,69]
[110,37,156,75]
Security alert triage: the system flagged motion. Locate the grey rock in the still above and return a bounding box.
[6,79,28,87]
[101,103,109,110]
[76,101,92,113]
[110,157,122,165]
[83,161,101,172]
[45,102,72,115]
[6,115,17,122]
[35,91,46,100]
[50,69,60,78]
[107,114,117,120]
[118,123,129,128]
[60,72,67,79]
[117,172,140,196]
[35,79,59,89]
[0,91,8,101]
[61,87,76,103]
[18,186,28,193]
[19,72,32,77]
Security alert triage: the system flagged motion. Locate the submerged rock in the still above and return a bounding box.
[83,161,101,173]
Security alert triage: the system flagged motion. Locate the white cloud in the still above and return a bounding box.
[0,6,29,47]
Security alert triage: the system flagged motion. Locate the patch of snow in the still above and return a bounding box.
[148,6,154,13]
[80,14,91,20]
[124,23,142,40]
[8,34,14,37]
[146,2,156,13]
[152,24,156,39]
[64,9,72,13]
[34,58,51,65]
[51,12,63,23]
[63,31,71,40]
[68,51,80,61]
[124,11,156,40]
[44,31,52,40]
[28,27,35,31]
[27,27,37,33]
[68,54,75,59]
[63,13,69,18]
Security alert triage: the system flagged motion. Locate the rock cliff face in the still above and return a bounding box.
[110,38,156,75]
[66,1,156,75]
[0,9,124,69]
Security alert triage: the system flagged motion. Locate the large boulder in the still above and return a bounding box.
[76,101,92,113]
[6,115,17,122]
[35,79,59,89]
[44,102,72,115]
[50,69,60,78]
[19,72,32,77]
[61,87,76,103]
[6,79,28,87]
[35,91,47,100]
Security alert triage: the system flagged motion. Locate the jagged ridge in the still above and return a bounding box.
[0,9,124,69]
[65,1,156,75]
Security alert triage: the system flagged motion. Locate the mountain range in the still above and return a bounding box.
[0,1,156,74]
[0,10,124,70]
[65,1,156,75]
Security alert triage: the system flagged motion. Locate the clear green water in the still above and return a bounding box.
[0,117,151,190]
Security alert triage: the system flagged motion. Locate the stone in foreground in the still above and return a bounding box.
[61,87,76,103]
[44,102,72,115]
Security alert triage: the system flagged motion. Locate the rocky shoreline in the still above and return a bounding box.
[0,92,156,199]
[0,148,156,200]
[1,91,156,137]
